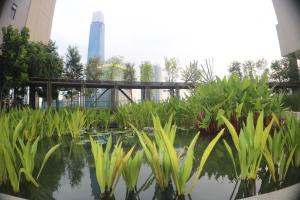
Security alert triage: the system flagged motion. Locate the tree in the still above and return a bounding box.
[63,46,84,104]
[85,57,102,80]
[164,57,179,82]
[27,41,64,107]
[124,63,136,82]
[270,58,289,82]
[104,56,123,80]
[64,46,84,80]
[228,61,242,78]
[287,53,299,82]
[181,60,202,85]
[229,58,268,79]
[123,63,136,99]
[0,26,29,106]
[140,61,153,100]
[140,61,153,82]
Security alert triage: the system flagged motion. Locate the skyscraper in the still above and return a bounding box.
[0,0,56,44]
[87,11,105,61]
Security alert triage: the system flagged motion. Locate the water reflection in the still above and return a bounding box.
[1,132,300,200]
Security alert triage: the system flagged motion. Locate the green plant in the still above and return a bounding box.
[281,112,300,167]
[133,114,224,196]
[122,150,144,193]
[221,111,274,180]
[90,136,134,198]
[66,109,86,138]
[263,130,296,182]
[132,115,176,190]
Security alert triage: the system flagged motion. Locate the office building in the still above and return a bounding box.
[0,0,56,43]
[87,11,105,61]
[272,0,300,58]
[151,65,162,101]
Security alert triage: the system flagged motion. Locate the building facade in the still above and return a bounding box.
[87,11,105,61]
[0,0,56,43]
[272,0,300,58]
[151,65,162,101]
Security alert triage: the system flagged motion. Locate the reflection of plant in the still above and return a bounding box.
[222,112,274,180]
[90,136,134,199]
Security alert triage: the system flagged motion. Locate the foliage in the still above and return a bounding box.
[63,45,84,102]
[282,113,300,167]
[283,91,300,111]
[104,56,124,80]
[0,117,60,192]
[164,57,179,82]
[189,75,284,135]
[228,61,242,78]
[263,130,295,182]
[90,136,134,198]
[181,60,203,85]
[122,150,144,192]
[221,112,274,180]
[66,109,86,138]
[228,58,268,79]
[287,54,299,82]
[85,57,103,80]
[140,61,153,82]
[0,26,29,104]
[123,63,136,82]
[270,58,289,83]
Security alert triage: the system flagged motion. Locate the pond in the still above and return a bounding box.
[1,130,300,200]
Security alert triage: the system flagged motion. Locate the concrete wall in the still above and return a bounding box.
[0,0,31,43]
[0,0,56,44]
[272,0,300,58]
[26,0,56,43]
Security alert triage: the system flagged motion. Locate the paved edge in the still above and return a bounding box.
[0,193,27,200]
[239,183,300,200]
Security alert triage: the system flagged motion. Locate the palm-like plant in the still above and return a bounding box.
[90,136,134,199]
[122,150,144,194]
[221,112,274,180]
[66,109,86,138]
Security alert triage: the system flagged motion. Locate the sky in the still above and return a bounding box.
[51,0,282,78]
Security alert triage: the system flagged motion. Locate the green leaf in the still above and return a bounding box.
[36,143,61,179]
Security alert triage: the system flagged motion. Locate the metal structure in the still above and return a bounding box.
[27,78,195,109]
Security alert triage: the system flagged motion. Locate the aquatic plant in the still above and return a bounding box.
[90,136,134,198]
[122,150,144,193]
[283,112,300,167]
[132,115,176,190]
[221,112,274,180]
[134,114,224,196]
[66,109,86,138]
[263,130,295,182]
[0,116,61,192]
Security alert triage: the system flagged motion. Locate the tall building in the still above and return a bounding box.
[272,0,300,58]
[0,0,56,43]
[152,65,162,101]
[87,11,105,61]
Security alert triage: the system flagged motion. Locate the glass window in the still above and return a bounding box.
[10,3,17,20]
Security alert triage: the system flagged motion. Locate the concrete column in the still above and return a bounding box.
[80,85,85,108]
[175,88,180,99]
[111,86,117,111]
[46,81,52,108]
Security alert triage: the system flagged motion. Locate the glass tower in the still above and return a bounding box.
[87,11,105,61]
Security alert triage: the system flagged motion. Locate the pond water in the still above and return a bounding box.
[1,130,300,200]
